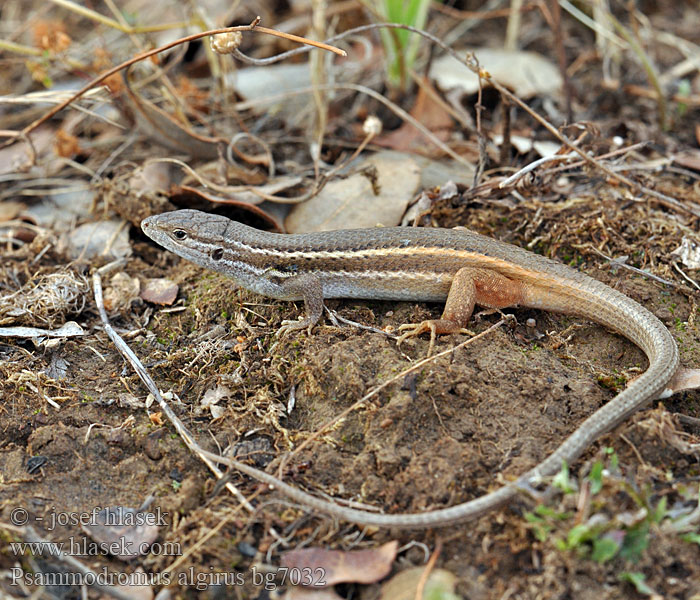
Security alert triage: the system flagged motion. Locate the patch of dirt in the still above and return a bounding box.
[2,194,699,599]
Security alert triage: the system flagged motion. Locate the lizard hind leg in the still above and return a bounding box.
[397,267,479,355]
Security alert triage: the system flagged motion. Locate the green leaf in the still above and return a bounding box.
[375,0,435,89]
[620,522,649,562]
[524,511,552,542]
[591,536,620,563]
[609,451,619,471]
[534,505,558,517]
[681,532,700,545]
[650,496,667,524]
[524,511,543,523]
[565,524,593,548]
[588,461,604,495]
[619,572,656,596]
[553,460,575,494]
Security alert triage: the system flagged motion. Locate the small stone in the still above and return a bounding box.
[140,278,178,305]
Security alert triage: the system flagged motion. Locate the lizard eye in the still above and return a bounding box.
[173,229,187,240]
[211,248,224,261]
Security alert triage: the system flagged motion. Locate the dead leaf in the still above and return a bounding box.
[281,540,398,587]
[673,150,700,172]
[54,130,80,158]
[199,384,232,419]
[431,48,562,99]
[0,201,26,222]
[0,128,53,175]
[120,73,223,159]
[129,162,174,195]
[149,412,164,426]
[104,272,141,311]
[413,155,475,190]
[232,64,312,123]
[283,586,343,599]
[0,322,85,339]
[65,219,131,260]
[671,237,700,269]
[377,78,453,152]
[669,367,700,394]
[379,567,459,600]
[234,64,311,102]
[285,151,421,232]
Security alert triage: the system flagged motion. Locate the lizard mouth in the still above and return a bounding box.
[141,216,155,230]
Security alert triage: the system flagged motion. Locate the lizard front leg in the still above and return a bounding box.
[276,273,325,335]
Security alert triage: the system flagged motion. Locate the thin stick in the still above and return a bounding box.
[551,0,573,122]
[499,153,577,188]
[415,538,442,600]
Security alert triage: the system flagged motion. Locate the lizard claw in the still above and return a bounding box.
[397,320,477,356]
[277,318,314,337]
[397,320,433,341]
[397,320,438,355]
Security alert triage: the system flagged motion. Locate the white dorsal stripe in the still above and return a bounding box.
[224,238,485,261]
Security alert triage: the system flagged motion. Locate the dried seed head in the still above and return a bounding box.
[210,31,243,55]
[362,116,382,136]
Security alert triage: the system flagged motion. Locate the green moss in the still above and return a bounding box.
[597,373,627,391]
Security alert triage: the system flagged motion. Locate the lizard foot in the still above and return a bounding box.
[397,320,475,356]
[277,318,314,337]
